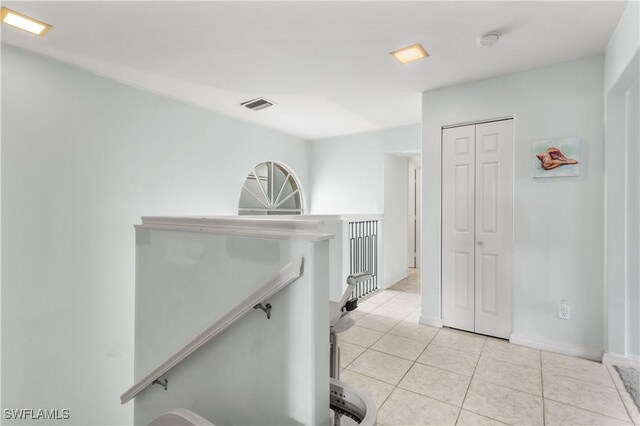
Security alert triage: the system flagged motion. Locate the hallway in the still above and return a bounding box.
[338,270,639,425]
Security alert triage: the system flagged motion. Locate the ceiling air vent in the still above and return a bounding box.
[241,97,275,111]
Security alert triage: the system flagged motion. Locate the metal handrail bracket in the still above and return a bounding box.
[120,257,305,404]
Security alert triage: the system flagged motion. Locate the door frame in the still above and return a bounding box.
[408,158,422,268]
[440,116,515,337]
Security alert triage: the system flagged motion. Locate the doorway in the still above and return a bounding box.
[383,151,421,289]
[441,118,514,339]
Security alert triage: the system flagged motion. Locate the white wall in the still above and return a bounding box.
[309,124,420,214]
[603,0,640,365]
[383,155,409,287]
[604,1,640,94]
[422,55,606,355]
[309,125,420,287]
[1,45,310,425]
[625,78,639,360]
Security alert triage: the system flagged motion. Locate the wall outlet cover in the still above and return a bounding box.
[559,301,571,320]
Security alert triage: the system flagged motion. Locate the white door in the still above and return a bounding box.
[442,125,476,332]
[408,159,422,268]
[473,120,513,338]
[441,120,513,338]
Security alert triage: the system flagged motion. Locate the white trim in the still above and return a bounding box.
[420,314,443,328]
[273,214,385,221]
[602,352,640,368]
[120,257,305,405]
[138,216,334,241]
[509,333,603,361]
[441,116,513,129]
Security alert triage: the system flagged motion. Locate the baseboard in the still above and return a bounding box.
[509,333,603,362]
[602,352,640,368]
[420,314,443,328]
[383,274,409,290]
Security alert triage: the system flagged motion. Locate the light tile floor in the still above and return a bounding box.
[338,270,640,426]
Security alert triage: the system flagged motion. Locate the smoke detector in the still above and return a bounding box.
[241,97,276,111]
[477,32,500,47]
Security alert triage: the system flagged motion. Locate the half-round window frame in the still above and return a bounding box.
[238,161,304,216]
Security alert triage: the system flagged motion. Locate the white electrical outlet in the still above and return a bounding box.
[559,300,570,320]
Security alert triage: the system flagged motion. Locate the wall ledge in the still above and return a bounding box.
[510,333,603,362]
[602,352,640,368]
[137,216,334,241]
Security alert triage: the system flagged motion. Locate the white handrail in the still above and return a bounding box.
[120,257,305,405]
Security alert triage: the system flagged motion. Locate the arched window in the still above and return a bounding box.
[238,161,304,215]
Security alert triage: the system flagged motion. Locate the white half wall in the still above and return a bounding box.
[603,0,640,366]
[1,45,310,425]
[422,55,606,353]
[309,125,421,287]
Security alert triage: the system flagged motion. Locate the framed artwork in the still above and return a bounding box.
[532,138,581,178]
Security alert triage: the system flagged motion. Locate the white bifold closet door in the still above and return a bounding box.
[442,119,513,339]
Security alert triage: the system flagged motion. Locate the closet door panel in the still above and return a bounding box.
[442,125,476,332]
[474,120,513,338]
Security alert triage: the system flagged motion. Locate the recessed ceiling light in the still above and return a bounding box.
[1,7,52,37]
[390,44,429,64]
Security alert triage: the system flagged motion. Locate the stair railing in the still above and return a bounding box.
[120,257,304,404]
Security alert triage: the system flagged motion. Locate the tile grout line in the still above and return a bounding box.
[470,349,624,424]
[454,341,536,426]
[376,325,442,413]
[606,365,637,424]
[412,356,476,378]
[461,408,516,426]
[540,357,633,423]
[369,280,417,303]
[542,395,636,424]
[479,349,542,370]
[354,346,425,364]
[340,330,391,372]
[355,321,401,334]
[455,350,544,399]
[367,311,495,418]
[387,328,435,343]
[542,369,619,390]
[342,366,397,387]
[354,274,422,414]
[454,336,487,425]
[341,282,422,369]
[340,345,365,371]
[468,376,543,399]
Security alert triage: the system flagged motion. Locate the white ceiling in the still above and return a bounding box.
[1,1,627,140]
